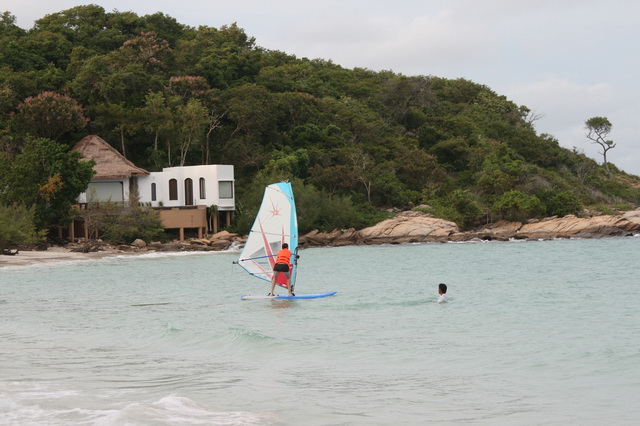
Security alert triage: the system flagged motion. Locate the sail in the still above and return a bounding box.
[236,182,299,289]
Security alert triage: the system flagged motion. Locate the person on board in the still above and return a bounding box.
[437,283,448,303]
[269,243,294,296]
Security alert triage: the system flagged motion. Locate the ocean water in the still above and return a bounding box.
[1,237,639,425]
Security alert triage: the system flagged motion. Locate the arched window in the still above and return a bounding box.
[199,177,206,199]
[169,179,178,200]
[151,183,157,201]
[184,178,194,205]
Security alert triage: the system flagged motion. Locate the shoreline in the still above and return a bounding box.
[2,232,638,269]
[3,210,639,269]
[0,246,120,268]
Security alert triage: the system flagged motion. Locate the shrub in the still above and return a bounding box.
[545,191,583,217]
[80,204,166,244]
[492,190,544,222]
[0,204,46,250]
[428,189,483,229]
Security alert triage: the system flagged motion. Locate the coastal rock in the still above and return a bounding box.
[461,220,523,241]
[517,214,639,239]
[297,210,640,248]
[358,211,459,244]
[300,228,358,247]
[209,239,234,250]
[131,239,146,248]
[622,208,640,225]
[209,230,237,241]
[70,240,103,252]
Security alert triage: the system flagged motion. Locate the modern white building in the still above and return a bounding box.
[137,165,235,212]
[71,135,235,239]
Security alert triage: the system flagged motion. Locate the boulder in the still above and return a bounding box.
[517,214,639,239]
[209,239,234,250]
[209,230,237,241]
[299,228,359,247]
[131,238,146,248]
[358,211,459,244]
[469,220,523,241]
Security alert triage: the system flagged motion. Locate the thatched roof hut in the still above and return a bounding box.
[72,135,149,179]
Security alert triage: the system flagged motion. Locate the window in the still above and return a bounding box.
[151,183,157,201]
[87,182,124,202]
[184,178,194,206]
[169,179,178,200]
[199,177,206,199]
[219,181,234,199]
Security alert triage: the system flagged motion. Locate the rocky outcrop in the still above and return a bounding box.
[299,211,459,247]
[159,230,245,251]
[299,209,640,247]
[357,211,459,244]
[458,211,640,241]
[300,228,359,247]
[518,214,639,239]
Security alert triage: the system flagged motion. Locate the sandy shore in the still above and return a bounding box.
[0,247,120,268]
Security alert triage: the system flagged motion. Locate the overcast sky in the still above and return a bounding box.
[5,0,640,176]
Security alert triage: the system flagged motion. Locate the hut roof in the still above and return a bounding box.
[72,135,149,179]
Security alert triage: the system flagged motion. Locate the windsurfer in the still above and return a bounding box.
[269,243,294,296]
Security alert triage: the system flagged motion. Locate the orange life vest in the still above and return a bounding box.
[275,248,292,265]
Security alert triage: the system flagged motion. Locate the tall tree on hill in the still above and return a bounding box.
[585,116,615,177]
[12,91,88,141]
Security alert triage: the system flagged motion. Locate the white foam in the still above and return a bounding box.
[111,395,273,425]
[0,393,274,425]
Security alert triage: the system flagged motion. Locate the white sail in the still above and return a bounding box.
[236,182,298,289]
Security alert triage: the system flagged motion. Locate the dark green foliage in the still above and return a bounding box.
[1,5,638,234]
[427,189,483,229]
[295,182,388,233]
[544,191,584,217]
[492,190,545,222]
[0,138,95,228]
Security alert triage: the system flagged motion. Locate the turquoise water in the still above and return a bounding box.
[1,237,639,425]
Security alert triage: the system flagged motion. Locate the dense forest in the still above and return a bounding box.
[1,5,639,240]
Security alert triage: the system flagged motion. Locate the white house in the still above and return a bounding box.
[72,135,235,240]
[137,165,235,212]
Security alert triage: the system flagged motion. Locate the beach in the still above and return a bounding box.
[0,246,120,268]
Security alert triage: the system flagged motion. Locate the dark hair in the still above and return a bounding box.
[282,243,288,249]
[439,283,447,293]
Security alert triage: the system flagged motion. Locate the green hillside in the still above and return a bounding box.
[1,5,639,235]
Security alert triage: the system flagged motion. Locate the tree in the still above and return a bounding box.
[0,138,95,228]
[175,98,208,166]
[12,92,88,140]
[492,190,544,222]
[585,116,615,176]
[545,191,583,217]
[117,31,173,72]
[141,91,173,166]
